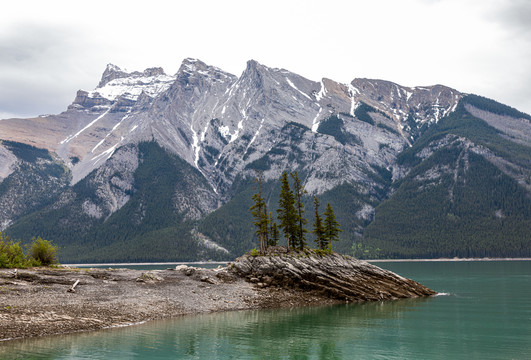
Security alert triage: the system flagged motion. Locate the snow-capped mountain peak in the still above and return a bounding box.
[89,65,176,102]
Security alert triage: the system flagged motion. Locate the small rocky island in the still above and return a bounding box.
[231,248,435,301]
[0,250,435,341]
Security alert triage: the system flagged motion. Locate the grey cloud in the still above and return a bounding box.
[489,0,531,38]
[0,23,105,118]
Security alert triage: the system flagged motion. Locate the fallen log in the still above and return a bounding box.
[67,279,80,293]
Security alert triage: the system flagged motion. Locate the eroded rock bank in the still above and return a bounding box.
[0,251,435,341]
[229,249,436,301]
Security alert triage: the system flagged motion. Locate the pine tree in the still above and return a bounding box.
[250,171,268,253]
[312,196,326,250]
[269,212,280,247]
[277,171,296,249]
[323,203,341,251]
[291,171,308,250]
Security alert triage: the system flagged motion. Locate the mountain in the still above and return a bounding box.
[0,58,529,261]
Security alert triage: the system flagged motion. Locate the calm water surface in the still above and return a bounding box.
[2,261,530,359]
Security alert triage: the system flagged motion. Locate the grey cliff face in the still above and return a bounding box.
[0,58,465,224]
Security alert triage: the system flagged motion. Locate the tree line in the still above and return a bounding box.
[250,171,341,253]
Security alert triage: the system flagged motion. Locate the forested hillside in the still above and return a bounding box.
[361,96,531,258]
[6,142,228,262]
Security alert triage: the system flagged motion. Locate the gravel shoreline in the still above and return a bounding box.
[0,265,340,341]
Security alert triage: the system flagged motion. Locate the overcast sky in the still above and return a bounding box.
[1,0,531,119]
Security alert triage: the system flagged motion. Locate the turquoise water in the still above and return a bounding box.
[2,261,530,359]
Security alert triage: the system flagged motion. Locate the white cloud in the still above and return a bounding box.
[1,0,531,117]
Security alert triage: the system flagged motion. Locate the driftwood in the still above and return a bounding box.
[67,279,80,293]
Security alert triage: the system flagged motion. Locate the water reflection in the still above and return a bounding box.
[1,297,432,359]
[4,261,529,359]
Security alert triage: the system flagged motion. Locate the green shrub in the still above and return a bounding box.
[28,237,59,266]
[0,233,59,268]
[0,234,30,268]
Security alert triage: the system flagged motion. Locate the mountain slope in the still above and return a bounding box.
[0,141,70,230]
[0,59,529,261]
[361,96,531,258]
[5,142,226,262]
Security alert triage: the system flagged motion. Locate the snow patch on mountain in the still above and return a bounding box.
[91,111,132,153]
[286,77,312,100]
[89,65,176,102]
[60,109,111,144]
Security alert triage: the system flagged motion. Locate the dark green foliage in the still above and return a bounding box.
[28,237,58,266]
[178,128,191,147]
[0,141,70,227]
[198,179,258,256]
[376,122,400,135]
[370,165,393,185]
[277,171,297,249]
[1,140,51,162]
[317,115,361,145]
[323,203,341,249]
[312,197,326,250]
[269,212,280,246]
[0,233,28,268]
[354,103,376,125]
[246,154,271,171]
[317,116,346,144]
[282,121,311,133]
[291,171,308,249]
[339,112,354,118]
[398,98,531,170]
[5,142,225,263]
[465,94,531,120]
[316,183,376,254]
[364,151,531,258]
[0,233,58,268]
[250,172,268,252]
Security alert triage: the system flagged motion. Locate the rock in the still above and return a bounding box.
[230,249,436,302]
[200,276,216,284]
[135,272,163,283]
[177,266,196,276]
[215,270,237,283]
[262,275,273,286]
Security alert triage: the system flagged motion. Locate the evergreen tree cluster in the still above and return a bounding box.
[250,171,341,253]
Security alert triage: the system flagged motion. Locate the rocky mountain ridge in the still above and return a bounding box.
[0,58,529,261]
[0,58,462,191]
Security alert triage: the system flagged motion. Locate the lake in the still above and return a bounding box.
[2,261,530,359]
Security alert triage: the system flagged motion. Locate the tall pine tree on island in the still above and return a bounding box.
[312,196,327,250]
[291,171,308,250]
[269,212,280,247]
[250,171,342,254]
[323,203,341,250]
[250,171,268,253]
[277,171,297,249]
